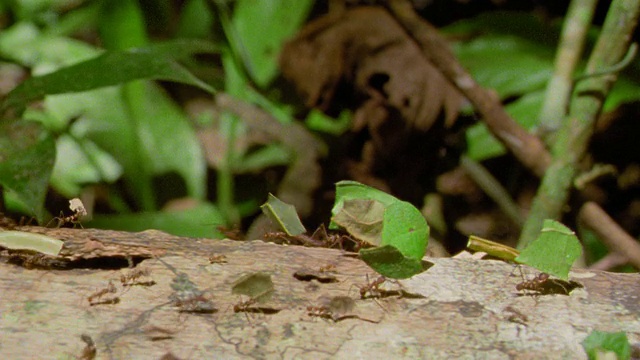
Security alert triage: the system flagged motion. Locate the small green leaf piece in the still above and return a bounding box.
[0,231,64,256]
[582,331,631,360]
[232,272,274,302]
[467,235,520,262]
[359,245,432,279]
[381,201,429,260]
[260,193,306,236]
[331,199,385,246]
[515,220,582,280]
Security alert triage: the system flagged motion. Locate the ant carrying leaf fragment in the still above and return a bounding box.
[515,269,582,296]
[48,198,88,228]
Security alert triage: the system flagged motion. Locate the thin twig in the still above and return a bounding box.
[460,156,524,228]
[385,0,640,255]
[384,0,551,177]
[579,202,640,269]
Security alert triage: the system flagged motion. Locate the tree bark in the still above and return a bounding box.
[0,227,638,359]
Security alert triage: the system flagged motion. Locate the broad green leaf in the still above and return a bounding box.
[331,181,398,229]
[232,272,274,302]
[381,201,429,261]
[0,231,64,256]
[0,121,55,222]
[232,0,313,87]
[515,220,582,280]
[88,202,226,239]
[332,199,385,246]
[260,193,306,236]
[48,134,122,197]
[453,34,553,98]
[359,245,432,279]
[466,91,545,160]
[234,144,291,173]
[582,331,631,360]
[2,39,218,113]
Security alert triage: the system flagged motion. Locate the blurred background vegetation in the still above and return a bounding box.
[1,0,639,270]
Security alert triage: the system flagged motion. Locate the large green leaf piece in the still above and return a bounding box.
[260,193,306,236]
[0,122,55,222]
[1,36,217,113]
[515,220,582,280]
[381,200,429,261]
[359,245,432,279]
[332,199,385,246]
[0,231,64,256]
[331,180,398,229]
[331,181,430,278]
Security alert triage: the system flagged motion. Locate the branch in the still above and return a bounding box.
[519,0,640,248]
[384,0,640,258]
[384,0,551,177]
[579,202,640,269]
[538,0,598,137]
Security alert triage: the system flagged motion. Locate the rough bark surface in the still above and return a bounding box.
[0,227,638,359]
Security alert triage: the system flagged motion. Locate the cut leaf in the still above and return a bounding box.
[231,272,274,302]
[0,231,64,256]
[331,199,385,246]
[0,121,56,222]
[515,220,582,280]
[582,331,631,360]
[331,181,398,229]
[381,200,429,261]
[260,193,306,236]
[359,245,432,279]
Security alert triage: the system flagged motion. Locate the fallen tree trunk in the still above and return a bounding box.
[0,227,638,359]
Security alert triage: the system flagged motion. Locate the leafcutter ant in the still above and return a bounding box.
[208,254,228,264]
[356,275,387,299]
[120,267,155,287]
[87,281,119,306]
[78,334,96,360]
[319,264,337,273]
[515,270,579,296]
[172,293,215,314]
[48,198,87,228]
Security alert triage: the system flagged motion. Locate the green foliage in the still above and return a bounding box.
[0,231,64,256]
[88,202,226,239]
[331,181,430,278]
[230,0,313,87]
[446,12,640,161]
[582,331,631,360]
[0,122,55,222]
[515,220,582,280]
[2,39,216,113]
[260,194,307,236]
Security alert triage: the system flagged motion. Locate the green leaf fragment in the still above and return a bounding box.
[0,231,64,256]
[359,245,432,279]
[260,193,306,236]
[515,219,582,280]
[582,331,631,360]
[331,181,399,229]
[331,199,385,246]
[381,200,429,261]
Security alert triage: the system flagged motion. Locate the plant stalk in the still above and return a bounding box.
[518,0,640,248]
